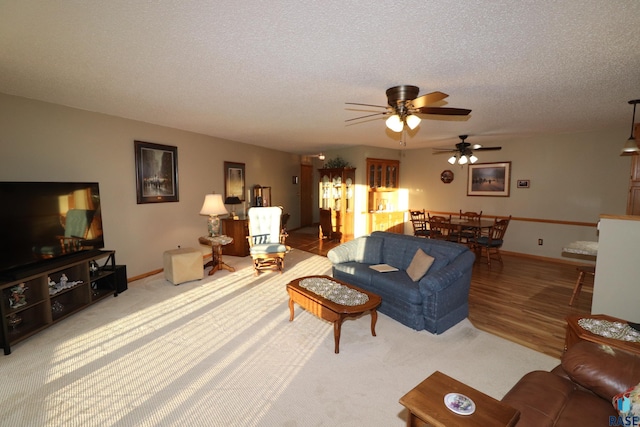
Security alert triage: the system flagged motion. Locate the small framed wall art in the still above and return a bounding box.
[224,161,246,201]
[134,140,179,204]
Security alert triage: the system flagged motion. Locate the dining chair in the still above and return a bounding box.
[409,209,430,238]
[569,265,595,306]
[427,214,453,241]
[471,215,511,267]
[319,208,342,242]
[450,210,483,244]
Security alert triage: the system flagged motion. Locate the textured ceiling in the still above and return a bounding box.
[1,1,640,154]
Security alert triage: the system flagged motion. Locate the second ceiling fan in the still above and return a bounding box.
[433,135,502,165]
[346,85,471,135]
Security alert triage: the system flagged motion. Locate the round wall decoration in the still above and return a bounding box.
[440,170,454,183]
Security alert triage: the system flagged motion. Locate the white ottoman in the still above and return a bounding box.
[163,247,203,285]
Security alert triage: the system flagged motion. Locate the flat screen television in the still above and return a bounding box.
[0,182,105,279]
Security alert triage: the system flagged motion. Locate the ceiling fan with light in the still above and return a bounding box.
[346,85,471,144]
[433,135,502,165]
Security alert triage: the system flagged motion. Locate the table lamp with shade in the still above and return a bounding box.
[224,196,242,219]
[200,194,228,236]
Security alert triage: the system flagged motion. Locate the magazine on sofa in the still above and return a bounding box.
[369,264,399,272]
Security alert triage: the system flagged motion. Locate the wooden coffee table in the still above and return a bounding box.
[286,275,381,354]
[399,371,519,427]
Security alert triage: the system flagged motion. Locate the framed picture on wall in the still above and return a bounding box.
[467,162,511,197]
[224,161,246,201]
[134,140,179,204]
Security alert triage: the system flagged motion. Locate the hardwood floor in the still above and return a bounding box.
[287,228,592,359]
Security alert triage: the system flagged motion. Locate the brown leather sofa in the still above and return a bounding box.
[501,340,640,427]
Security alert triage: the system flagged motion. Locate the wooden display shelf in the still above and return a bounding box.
[0,250,126,355]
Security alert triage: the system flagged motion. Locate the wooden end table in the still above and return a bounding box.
[399,371,520,427]
[199,235,235,276]
[565,313,640,356]
[286,275,381,354]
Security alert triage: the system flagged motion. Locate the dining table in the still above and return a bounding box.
[448,218,495,242]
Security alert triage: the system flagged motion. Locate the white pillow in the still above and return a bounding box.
[406,248,435,282]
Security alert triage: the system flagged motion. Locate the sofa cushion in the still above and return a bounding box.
[371,270,423,304]
[406,249,435,282]
[612,382,640,417]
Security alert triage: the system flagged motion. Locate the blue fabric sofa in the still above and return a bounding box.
[327,231,475,333]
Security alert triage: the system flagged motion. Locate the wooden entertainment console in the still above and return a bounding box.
[0,250,126,355]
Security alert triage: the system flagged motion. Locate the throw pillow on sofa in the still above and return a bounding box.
[612,382,640,418]
[406,248,435,282]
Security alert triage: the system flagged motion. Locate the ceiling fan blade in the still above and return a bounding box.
[345,102,388,109]
[474,146,502,151]
[410,91,448,109]
[345,112,387,122]
[432,149,458,154]
[416,107,472,116]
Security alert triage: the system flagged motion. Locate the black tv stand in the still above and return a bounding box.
[0,250,127,355]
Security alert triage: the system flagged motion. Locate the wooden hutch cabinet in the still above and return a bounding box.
[366,158,404,234]
[318,167,356,242]
[627,123,640,215]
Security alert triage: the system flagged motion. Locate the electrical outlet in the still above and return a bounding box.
[538,239,543,246]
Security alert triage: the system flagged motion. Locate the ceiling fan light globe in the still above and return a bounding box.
[621,137,640,154]
[406,114,421,130]
[458,155,468,165]
[385,115,404,133]
[448,155,457,165]
[472,144,482,149]
[469,155,478,163]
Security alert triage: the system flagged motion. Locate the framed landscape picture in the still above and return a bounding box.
[224,161,246,201]
[134,140,179,204]
[467,162,511,197]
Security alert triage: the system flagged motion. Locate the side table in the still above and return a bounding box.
[399,371,519,427]
[199,235,235,276]
[565,314,640,356]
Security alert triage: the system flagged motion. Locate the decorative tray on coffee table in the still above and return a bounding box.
[444,392,476,415]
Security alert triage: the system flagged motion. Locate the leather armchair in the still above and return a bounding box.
[502,341,640,427]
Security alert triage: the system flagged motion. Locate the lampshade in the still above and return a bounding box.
[200,194,228,236]
[224,196,242,205]
[385,114,404,133]
[448,155,457,165]
[458,155,468,165]
[200,194,228,216]
[622,99,640,155]
[318,153,325,160]
[622,138,639,154]
[469,154,478,164]
[405,114,421,130]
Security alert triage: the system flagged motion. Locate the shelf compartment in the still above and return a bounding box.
[5,302,49,343]
[51,285,90,322]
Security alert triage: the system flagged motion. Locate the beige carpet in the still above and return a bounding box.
[0,249,558,426]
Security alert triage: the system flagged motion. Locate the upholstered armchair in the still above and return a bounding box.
[247,206,290,275]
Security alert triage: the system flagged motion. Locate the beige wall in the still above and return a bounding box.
[0,93,301,277]
[1,92,633,277]
[323,128,631,260]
